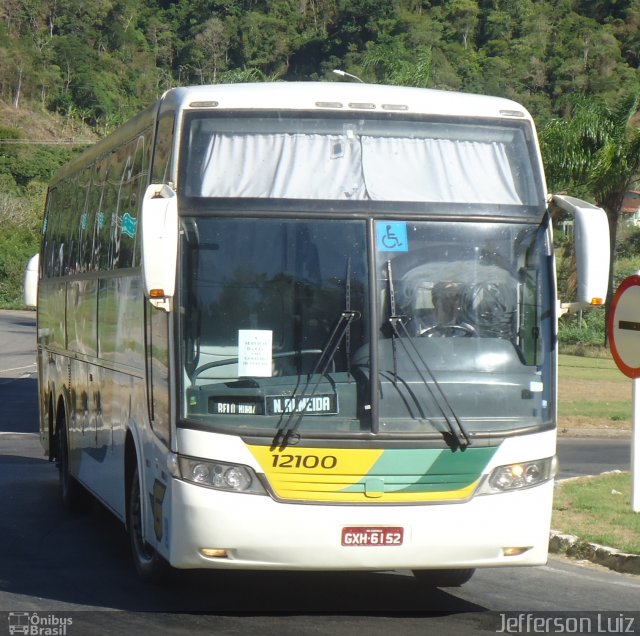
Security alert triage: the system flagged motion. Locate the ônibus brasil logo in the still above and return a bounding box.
[8,613,73,636]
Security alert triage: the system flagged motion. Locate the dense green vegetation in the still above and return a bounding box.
[1,0,639,312]
[0,128,73,306]
[3,0,640,128]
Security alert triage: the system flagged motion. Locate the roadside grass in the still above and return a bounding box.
[555,352,638,559]
[558,353,631,431]
[552,472,640,555]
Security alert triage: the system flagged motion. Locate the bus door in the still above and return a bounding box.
[144,301,172,554]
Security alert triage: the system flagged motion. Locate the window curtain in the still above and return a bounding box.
[361,136,522,204]
[196,133,523,205]
[198,133,366,199]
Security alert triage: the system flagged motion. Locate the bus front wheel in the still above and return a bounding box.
[128,466,171,584]
[412,568,475,587]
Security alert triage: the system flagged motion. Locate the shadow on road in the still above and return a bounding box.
[0,442,486,616]
[0,377,38,434]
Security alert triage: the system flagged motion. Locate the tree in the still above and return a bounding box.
[193,17,230,83]
[540,92,640,345]
[237,11,293,76]
[442,0,480,51]
[361,41,432,87]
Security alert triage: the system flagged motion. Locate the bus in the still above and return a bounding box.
[29,82,609,585]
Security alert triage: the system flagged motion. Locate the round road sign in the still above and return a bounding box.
[608,274,640,378]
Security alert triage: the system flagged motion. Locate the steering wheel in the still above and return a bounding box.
[420,323,477,338]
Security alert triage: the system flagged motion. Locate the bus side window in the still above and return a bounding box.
[151,114,174,184]
[58,179,77,275]
[77,165,94,273]
[90,160,106,271]
[51,188,65,278]
[42,189,56,278]
[132,131,152,267]
[99,155,116,271]
[100,146,129,271]
[117,138,138,270]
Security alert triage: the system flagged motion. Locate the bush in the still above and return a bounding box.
[558,307,606,347]
[615,225,640,260]
[0,132,62,308]
[0,228,40,307]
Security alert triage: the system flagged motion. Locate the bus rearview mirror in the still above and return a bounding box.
[141,183,178,311]
[23,253,39,307]
[552,194,610,307]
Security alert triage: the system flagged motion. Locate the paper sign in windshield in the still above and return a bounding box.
[238,330,272,377]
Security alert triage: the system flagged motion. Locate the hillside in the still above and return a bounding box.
[1,0,639,133]
[0,100,96,144]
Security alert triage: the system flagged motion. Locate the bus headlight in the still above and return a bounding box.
[479,457,557,494]
[178,456,266,495]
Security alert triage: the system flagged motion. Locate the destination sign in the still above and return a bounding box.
[266,394,338,416]
[209,398,263,415]
[208,394,338,416]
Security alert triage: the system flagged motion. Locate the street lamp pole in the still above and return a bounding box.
[332,69,365,83]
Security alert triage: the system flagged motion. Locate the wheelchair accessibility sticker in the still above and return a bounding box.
[376,221,408,252]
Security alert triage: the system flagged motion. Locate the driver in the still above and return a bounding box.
[431,281,461,325]
[421,281,476,337]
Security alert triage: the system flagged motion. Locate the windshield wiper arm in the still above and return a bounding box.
[386,260,471,449]
[271,309,360,450]
[390,319,472,448]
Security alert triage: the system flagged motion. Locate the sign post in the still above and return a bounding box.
[633,381,640,512]
[608,274,640,512]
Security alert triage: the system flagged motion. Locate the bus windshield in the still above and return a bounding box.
[179,217,554,439]
[179,113,544,214]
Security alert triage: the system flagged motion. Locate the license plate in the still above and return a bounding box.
[341,527,404,546]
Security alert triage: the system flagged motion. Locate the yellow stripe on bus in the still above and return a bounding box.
[247,444,480,503]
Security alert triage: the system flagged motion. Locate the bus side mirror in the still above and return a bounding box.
[141,183,178,311]
[552,194,610,309]
[24,253,39,308]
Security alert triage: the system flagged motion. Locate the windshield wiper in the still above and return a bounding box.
[386,260,472,449]
[271,309,360,451]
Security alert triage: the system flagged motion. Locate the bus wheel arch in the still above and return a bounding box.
[55,394,87,511]
[124,430,171,583]
[124,430,137,532]
[46,392,55,461]
[52,393,66,462]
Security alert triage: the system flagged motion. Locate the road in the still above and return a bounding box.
[557,437,631,478]
[1,310,638,636]
[0,310,38,434]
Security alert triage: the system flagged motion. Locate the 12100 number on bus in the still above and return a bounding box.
[271,454,338,469]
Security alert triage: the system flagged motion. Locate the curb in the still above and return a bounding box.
[557,428,631,438]
[549,530,640,576]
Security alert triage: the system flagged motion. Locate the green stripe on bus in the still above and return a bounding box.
[340,446,498,494]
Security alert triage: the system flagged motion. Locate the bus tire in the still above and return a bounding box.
[128,465,172,584]
[411,568,475,587]
[57,414,88,512]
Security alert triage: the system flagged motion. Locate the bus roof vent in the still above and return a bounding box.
[382,104,409,111]
[499,109,525,118]
[316,101,343,109]
[348,102,376,110]
[189,101,219,108]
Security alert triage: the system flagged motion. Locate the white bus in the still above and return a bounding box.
[30,82,609,585]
